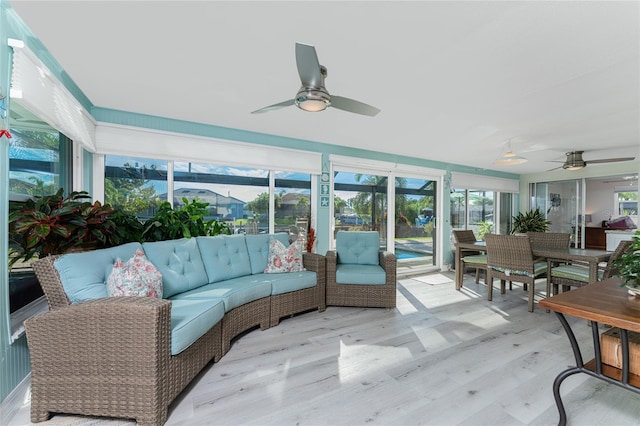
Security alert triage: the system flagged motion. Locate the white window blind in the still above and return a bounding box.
[451,172,519,193]
[10,43,96,151]
[95,123,322,174]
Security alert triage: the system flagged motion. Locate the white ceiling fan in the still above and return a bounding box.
[548,151,636,171]
[251,43,380,117]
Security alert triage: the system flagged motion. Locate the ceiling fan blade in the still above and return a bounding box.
[251,99,295,114]
[546,165,563,171]
[295,43,323,88]
[586,157,636,164]
[330,95,381,117]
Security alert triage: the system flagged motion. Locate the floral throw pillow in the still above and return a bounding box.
[106,249,163,298]
[264,237,305,273]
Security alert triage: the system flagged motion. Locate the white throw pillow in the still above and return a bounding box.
[106,249,163,298]
[264,237,305,273]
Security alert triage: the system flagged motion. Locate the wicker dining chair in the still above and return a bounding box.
[547,240,633,295]
[526,232,571,249]
[485,234,548,312]
[452,230,487,286]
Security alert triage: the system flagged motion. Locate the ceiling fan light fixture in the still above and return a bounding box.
[295,88,331,112]
[493,141,528,166]
[563,151,586,170]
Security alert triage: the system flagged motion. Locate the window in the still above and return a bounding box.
[275,171,311,239]
[333,171,388,247]
[450,189,497,239]
[105,156,168,220]
[616,190,638,216]
[8,102,72,318]
[173,162,270,234]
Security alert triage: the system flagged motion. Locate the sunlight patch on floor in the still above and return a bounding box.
[337,340,412,383]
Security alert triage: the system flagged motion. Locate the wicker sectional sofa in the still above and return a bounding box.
[25,233,326,426]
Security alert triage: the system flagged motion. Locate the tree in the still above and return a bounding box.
[334,196,348,214]
[104,163,160,215]
[246,192,280,217]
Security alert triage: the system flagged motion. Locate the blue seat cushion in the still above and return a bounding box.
[245,233,289,274]
[266,271,318,295]
[169,298,225,355]
[336,264,387,285]
[54,242,143,303]
[142,238,209,298]
[170,275,272,312]
[197,235,252,283]
[336,231,380,265]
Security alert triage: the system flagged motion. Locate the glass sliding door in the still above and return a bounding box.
[333,171,388,249]
[394,176,436,268]
[531,179,584,247]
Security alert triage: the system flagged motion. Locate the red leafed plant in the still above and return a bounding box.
[306,227,316,253]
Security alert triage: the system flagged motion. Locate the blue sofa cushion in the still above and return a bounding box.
[169,298,225,355]
[170,275,272,312]
[336,231,380,266]
[336,264,387,285]
[245,233,289,275]
[142,238,209,298]
[266,271,318,295]
[197,235,252,283]
[54,242,143,304]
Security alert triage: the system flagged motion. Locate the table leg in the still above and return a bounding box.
[455,246,462,290]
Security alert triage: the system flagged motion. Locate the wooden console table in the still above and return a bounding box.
[539,278,640,425]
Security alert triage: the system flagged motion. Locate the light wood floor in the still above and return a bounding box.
[9,271,640,425]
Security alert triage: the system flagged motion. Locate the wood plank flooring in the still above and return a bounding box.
[9,271,640,425]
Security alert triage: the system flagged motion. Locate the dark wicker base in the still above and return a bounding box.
[326,283,396,308]
[221,297,271,356]
[270,286,322,327]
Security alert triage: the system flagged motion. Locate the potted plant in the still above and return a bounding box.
[141,197,230,242]
[612,230,640,291]
[8,189,118,269]
[510,208,551,234]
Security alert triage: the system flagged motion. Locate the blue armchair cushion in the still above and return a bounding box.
[336,264,387,285]
[336,231,380,265]
[142,238,209,298]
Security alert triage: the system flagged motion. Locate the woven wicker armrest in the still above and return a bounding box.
[379,251,397,273]
[304,252,327,311]
[25,296,173,375]
[303,252,326,273]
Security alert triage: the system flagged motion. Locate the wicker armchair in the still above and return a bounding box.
[326,231,396,308]
[25,255,222,426]
[452,230,488,286]
[547,240,633,295]
[485,234,547,312]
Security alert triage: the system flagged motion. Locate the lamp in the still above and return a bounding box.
[493,141,528,166]
[295,88,331,112]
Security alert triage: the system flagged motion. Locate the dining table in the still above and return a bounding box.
[539,277,640,425]
[454,240,612,291]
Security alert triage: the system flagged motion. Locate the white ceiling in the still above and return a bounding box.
[9,1,640,175]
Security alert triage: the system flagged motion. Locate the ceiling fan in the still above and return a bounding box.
[548,151,636,171]
[251,43,380,117]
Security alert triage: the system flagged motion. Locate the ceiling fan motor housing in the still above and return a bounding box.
[563,151,586,170]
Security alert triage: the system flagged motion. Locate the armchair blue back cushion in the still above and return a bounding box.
[336,231,380,265]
